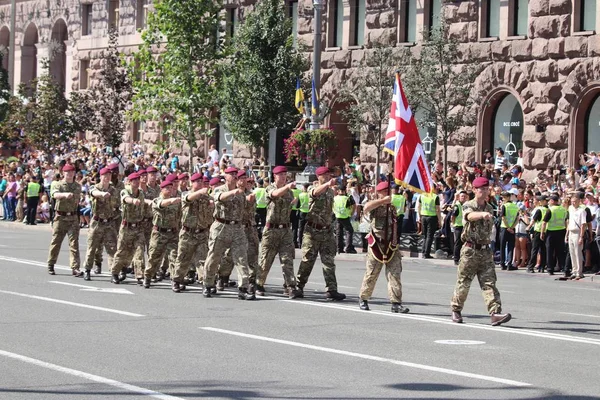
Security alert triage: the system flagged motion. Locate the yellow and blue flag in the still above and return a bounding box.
[295,78,305,114]
[311,78,319,116]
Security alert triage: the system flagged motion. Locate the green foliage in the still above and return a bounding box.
[0,52,11,125]
[400,18,480,171]
[219,0,307,148]
[283,128,336,165]
[130,0,223,169]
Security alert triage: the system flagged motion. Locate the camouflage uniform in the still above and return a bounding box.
[172,190,212,284]
[257,184,297,288]
[203,185,249,288]
[451,199,502,314]
[143,195,181,280]
[132,183,159,279]
[111,187,146,276]
[360,204,404,303]
[296,184,339,291]
[84,184,119,272]
[47,181,82,270]
[96,180,125,268]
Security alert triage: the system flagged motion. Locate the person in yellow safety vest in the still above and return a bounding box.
[290,185,301,248]
[540,194,567,275]
[254,178,268,240]
[451,190,468,266]
[333,186,357,253]
[525,195,548,273]
[297,184,310,248]
[417,188,442,259]
[25,175,42,225]
[499,191,520,271]
[391,186,407,245]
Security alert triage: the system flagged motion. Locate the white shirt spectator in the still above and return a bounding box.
[494,155,507,170]
[568,205,587,232]
[208,148,219,164]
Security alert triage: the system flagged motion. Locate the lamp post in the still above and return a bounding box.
[309,0,325,131]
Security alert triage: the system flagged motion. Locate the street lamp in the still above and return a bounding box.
[309,0,325,131]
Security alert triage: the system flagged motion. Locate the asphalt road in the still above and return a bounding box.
[1,222,599,399]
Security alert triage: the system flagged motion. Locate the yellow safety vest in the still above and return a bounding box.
[391,194,406,216]
[547,205,567,231]
[453,203,463,227]
[27,182,41,198]
[291,188,300,211]
[298,192,310,213]
[333,195,351,219]
[420,194,437,216]
[534,206,547,232]
[255,188,267,209]
[501,202,519,228]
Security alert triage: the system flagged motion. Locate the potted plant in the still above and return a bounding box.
[283,127,337,166]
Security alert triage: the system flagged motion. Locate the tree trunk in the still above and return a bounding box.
[443,134,448,180]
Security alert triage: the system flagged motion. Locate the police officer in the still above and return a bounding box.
[333,186,356,254]
[25,175,41,225]
[451,190,467,266]
[111,172,148,284]
[255,166,301,298]
[359,181,409,313]
[203,167,255,300]
[47,164,82,276]
[391,186,406,245]
[297,184,310,248]
[290,184,301,248]
[83,167,119,281]
[143,178,182,289]
[499,191,519,270]
[417,188,442,259]
[541,195,567,275]
[526,195,548,273]
[171,172,211,292]
[451,177,512,326]
[254,178,268,239]
[296,166,346,301]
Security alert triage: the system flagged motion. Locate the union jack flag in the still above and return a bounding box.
[384,72,434,194]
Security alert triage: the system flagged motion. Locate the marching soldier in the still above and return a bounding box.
[156,174,179,281]
[255,166,301,298]
[143,178,182,288]
[203,167,255,300]
[47,164,82,276]
[359,181,409,313]
[132,166,160,280]
[178,172,189,193]
[296,166,346,301]
[171,173,212,293]
[451,177,512,326]
[82,167,119,281]
[111,172,148,284]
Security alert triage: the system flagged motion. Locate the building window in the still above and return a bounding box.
[579,0,597,31]
[350,0,365,46]
[480,0,501,38]
[108,0,119,28]
[508,0,528,36]
[426,0,442,32]
[328,0,344,48]
[398,0,417,43]
[82,4,93,36]
[136,0,148,30]
[226,7,239,40]
[287,1,299,48]
[492,94,523,165]
[586,94,600,152]
[80,59,90,90]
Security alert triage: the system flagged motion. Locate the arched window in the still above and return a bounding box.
[492,93,523,165]
[585,94,600,152]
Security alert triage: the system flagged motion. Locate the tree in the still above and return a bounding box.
[338,43,402,180]
[400,18,480,176]
[0,52,10,124]
[87,26,132,149]
[219,0,307,152]
[130,0,223,172]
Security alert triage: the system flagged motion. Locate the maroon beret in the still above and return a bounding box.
[146,166,158,173]
[237,170,248,178]
[315,166,330,176]
[107,163,119,171]
[202,176,210,183]
[178,172,189,180]
[99,167,111,175]
[272,166,287,174]
[473,177,490,188]
[224,167,238,174]
[190,172,203,182]
[137,169,147,176]
[376,181,389,192]
[128,172,140,181]
[62,164,75,172]
[160,180,173,189]
[166,173,178,182]
[209,177,221,186]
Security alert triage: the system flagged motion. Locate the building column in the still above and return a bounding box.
[64,40,74,97]
[35,42,49,76]
[14,45,36,90]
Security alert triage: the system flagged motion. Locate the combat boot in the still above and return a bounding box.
[143,277,151,289]
[288,286,302,299]
[238,287,256,301]
[155,271,164,282]
[391,303,409,313]
[118,270,127,282]
[47,265,55,275]
[83,269,91,281]
[216,277,226,291]
[203,287,213,298]
[72,268,84,277]
[111,274,120,284]
[255,284,266,296]
[491,312,512,326]
[171,282,181,293]
[93,264,102,274]
[451,311,463,323]
[359,300,370,311]
[325,290,346,301]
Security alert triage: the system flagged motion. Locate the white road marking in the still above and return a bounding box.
[0,255,71,271]
[49,281,134,295]
[279,299,600,347]
[201,327,530,387]
[435,340,486,345]
[268,276,355,289]
[559,312,600,319]
[0,289,144,317]
[0,349,182,399]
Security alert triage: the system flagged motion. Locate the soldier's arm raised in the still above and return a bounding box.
[53,192,74,200]
[364,196,390,214]
[219,188,244,201]
[271,183,295,198]
[159,197,181,207]
[123,196,142,206]
[186,187,209,202]
[312,179,336,197]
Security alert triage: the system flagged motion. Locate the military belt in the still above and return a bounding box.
[122,220,141,228]
[215,217,241,225]
[93,215,113,223]
[182,225,206,234]
[154,226,178,233]
[464,242,491,250]
[307,221,330,231]
[56,211,77,216]
[265,222,290,229]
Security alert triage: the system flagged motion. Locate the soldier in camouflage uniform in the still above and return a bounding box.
[203,167,255,300]
[155,174,179,281]
[111,172,149,284]
[451,177,512,326]
[82,167,120,281]
[47,164,82,276]
[358,181,409,313]
[143,178,182,288]
[255,166,301,298]
[296,167,346,301]
[131,166,160,281]
[171,173,212,293]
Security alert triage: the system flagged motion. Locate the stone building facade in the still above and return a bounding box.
[2,0,600,176]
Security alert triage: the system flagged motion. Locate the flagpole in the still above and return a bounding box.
[310,0,324,131]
